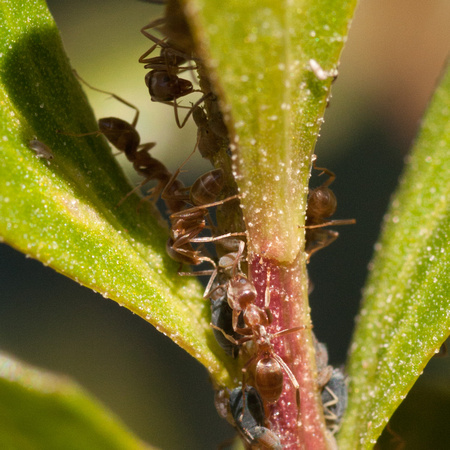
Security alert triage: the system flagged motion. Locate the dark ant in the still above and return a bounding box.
[63,73,186,211]
[139,19,210,128]
[228,386,282,450]
[321,368,348,435]
[304,160,356,260]
[162,154,245,268]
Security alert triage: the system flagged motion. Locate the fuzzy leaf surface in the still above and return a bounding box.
[338,66,450,448]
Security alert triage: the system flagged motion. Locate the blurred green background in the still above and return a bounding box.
[1,0,449,448]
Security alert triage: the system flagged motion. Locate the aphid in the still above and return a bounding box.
[313,333,333,388]
[192,106,223,159]
[305,160,355,259]
[229,386,282,450]
[321,368,348,435]
[28,137,53,160]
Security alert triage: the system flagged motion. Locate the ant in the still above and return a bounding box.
[213,267,305,409]
[228,386,282,450]
[63,72,184,211]
[162,153,245,268]
[139,19,210,128]
[304,159,355,260]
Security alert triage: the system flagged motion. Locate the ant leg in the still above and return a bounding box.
[178,269,215,277]
[140,18,166,44]
[57,129,101,138]
[264,269,272,309]
[161,141,198,203]
[169,194,241,220]
[175,92,213,129]
[190,231,247,244]
[273,353,301,416]
[303,218,356,229]
[138,40,164,66]
[73,70,140,127]
[313,160,335,188]
[306,229,339,262]
[203,267,219,298]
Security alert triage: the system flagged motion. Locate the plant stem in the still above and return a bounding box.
[250,254,329,449]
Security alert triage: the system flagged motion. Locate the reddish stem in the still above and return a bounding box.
[250,254,329,449]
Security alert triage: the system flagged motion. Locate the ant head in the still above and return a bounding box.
[227,274,257,310]
[146,70,193,101]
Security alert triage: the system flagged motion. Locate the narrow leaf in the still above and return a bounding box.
[0,0,237,385]
[0,352,152,449]
[184,0,358,261]
[338,66,450,448]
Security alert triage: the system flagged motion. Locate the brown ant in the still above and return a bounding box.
[304,160,355,259]
[139,19,210,128]
[63,72,183,210]
[163,169,244,268]
[213,267,305,409]
[159,147,245,268]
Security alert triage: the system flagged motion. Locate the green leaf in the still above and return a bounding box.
[0,0,237,386]
[0,352,153,449]
[184,0,358,262]
[338,66,450,448]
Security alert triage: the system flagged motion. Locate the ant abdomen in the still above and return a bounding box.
[98,117,141,157]
[255,357,284,404]
[306,186,337,222]
[190,168,224,206]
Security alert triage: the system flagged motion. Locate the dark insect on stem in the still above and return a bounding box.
[162,152,244,268]
[228,386,282,450]
[321,368,348,435]
[139,18,210,128]
[304,159,356,259]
